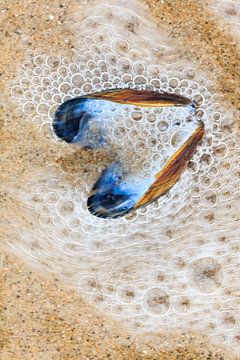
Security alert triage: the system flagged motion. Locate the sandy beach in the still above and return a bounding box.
[0,0,239,359]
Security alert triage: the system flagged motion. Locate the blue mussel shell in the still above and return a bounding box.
[53,97,106,148]
[53,89,203,219]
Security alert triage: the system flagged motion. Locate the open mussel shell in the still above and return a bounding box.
[52,87,203,218]
[53,88,193,148]
[87,121,204,218]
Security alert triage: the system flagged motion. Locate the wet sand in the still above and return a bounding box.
[0,0,239,359]
[0,252,236,359]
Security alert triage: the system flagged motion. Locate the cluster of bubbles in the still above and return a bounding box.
[9,0,240,353]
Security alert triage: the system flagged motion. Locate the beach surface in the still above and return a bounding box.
[0,0,239,359]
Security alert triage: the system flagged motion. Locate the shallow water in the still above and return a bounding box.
[1,0,239,358]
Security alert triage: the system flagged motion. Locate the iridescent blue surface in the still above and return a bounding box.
[53,97,108,148]
[87,163,141,218]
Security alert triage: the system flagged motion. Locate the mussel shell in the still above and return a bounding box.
[52,88,203,219]
[87,121,204,219]
[53,97,106,148]
[53,89,193,148]
[87,163,140,218]
[53,98,89,143]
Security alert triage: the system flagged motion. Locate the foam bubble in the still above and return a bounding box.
[188,257,223,294]
[142,288,170,316]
